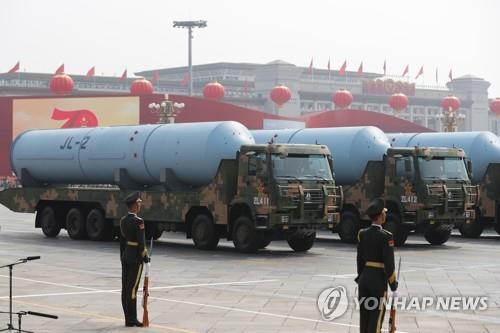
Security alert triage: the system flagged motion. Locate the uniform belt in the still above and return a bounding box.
[127,241,138,246]
[366,261,385,269]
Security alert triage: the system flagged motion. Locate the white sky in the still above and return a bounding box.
[2,0,499,97]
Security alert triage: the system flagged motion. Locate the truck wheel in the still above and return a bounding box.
[338,211,361,243]
[145,223,163,241]
[39,206,61,238]
[192,214,219,250]
[86,209,113,241]
[256,232,272,249]
[287,230,316,252]
[66,208,87,240]
[424,225,451,245]
[458,219,484,238]
[232,216,258,253]
[384,213,408,247]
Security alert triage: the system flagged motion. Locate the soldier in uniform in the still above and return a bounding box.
[120,192,150,327]
[355,198,398,333]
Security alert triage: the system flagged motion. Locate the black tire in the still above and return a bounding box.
[232,216,258,253]
[287,230,316,252]
[192,214,219,250]
[86,209,113,241]
[145,223,163,241]
[338,211,362,243]
[384,212,408,247]
[256,233,272,249]
[458,219,484,238]
[66,208,87,240]
[39,206,61,238]
[424,225,451,245]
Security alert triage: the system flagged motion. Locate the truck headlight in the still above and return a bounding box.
[281,215,290,223]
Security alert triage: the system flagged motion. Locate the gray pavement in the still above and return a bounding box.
[0,204,499,333]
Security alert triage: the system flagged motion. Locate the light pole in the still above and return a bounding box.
[437,107,466,132]
[148,94,185,124]
[173,20,207,96]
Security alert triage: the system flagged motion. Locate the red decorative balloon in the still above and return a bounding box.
[332,89,353,109]
[389,93,409,112]
[270,84,291,108]
[441,95,461,112]
[50,74,74,95]
[490,98,500,117]
[130,78,153,95]
[203,81,225,101]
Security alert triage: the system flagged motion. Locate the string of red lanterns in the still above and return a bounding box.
[389,93,409,112]
[270,85,292,109]
[130,78,153,95]
[332,89,353,109]
[50,74,74,95]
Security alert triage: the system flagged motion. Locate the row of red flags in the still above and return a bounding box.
[3,60,454,83]
[310,58,453,81]
[2,61,189,85]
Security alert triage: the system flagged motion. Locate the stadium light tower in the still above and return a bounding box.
[173,20,207,96]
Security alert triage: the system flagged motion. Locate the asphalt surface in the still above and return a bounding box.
[0,204,499,333]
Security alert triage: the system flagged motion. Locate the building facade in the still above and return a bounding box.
[0,60,496,133]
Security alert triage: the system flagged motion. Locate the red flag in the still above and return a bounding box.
[180,73,189,86]
[339,60,347,76]
[415,66,424,79]
[55,64,65,75]
[383,60,387,75]
[357,62,363,77]
[6,61,20,74]
[85,66,95,80]
[448,69,453,81]
[152,71,159,82]
[402,65,409,77]
[119,69,127,81]
[308,58,314,74]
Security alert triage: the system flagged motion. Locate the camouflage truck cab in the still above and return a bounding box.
[336,147,478,246]
[0,143,342,253]
[467,163,500,237]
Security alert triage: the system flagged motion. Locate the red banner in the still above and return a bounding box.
[362,79,416,96]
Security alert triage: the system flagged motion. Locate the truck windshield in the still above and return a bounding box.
[272,154,333,180]
[418,157,469,180]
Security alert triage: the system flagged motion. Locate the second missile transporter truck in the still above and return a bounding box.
[253,127,478,246]
[389,131,500,238]
[0,121,342,252]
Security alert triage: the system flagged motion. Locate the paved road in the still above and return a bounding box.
[0,204,499,332]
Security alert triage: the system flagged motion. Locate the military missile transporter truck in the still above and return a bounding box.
[0,121,342,252]
[253,127,478,246]
[389,131,500,238]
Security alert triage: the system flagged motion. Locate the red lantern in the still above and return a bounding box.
[203,81,225,101]
[490,98,500,117]
[50,74,74,95]
[130,78,153,95]
[389,93,409,112]
[441,95,461,112]
[332,89,353,109]
[270,84,291,108]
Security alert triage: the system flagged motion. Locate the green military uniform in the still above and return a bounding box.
[120,192,149,327]
[356,198,398,333]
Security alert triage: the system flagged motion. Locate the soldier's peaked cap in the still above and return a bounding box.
[366,198,387,217]
[124,191,142,205]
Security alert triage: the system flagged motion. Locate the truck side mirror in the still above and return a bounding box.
[466,160,473,175]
